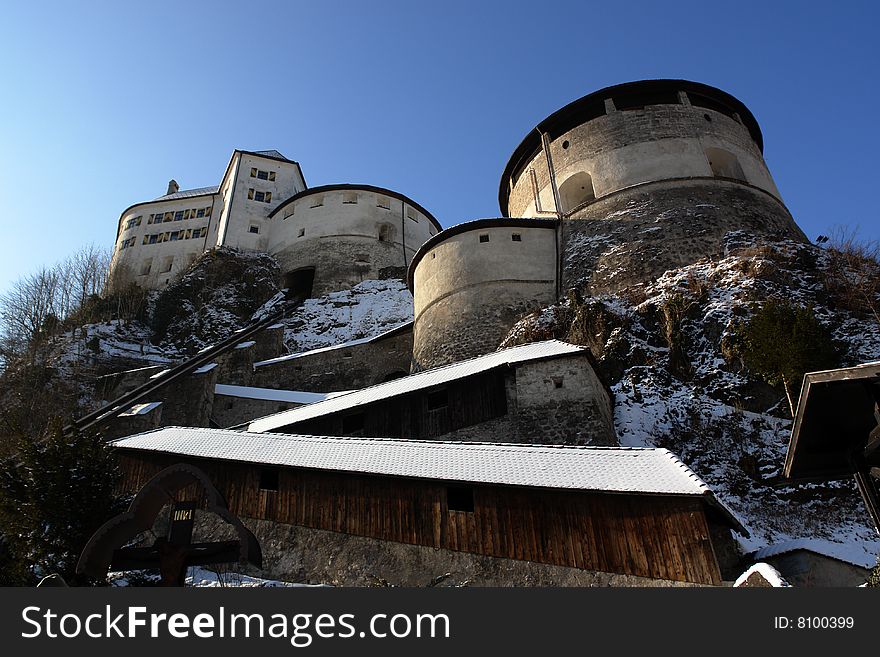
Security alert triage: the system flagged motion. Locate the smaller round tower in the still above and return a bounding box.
[268,184,440,297]
[408,218,558,371]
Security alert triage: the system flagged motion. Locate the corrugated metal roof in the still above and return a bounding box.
[248,340,584,433]
[112,426,713,497]
[153,185,220,202]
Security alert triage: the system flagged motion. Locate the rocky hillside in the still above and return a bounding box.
[502,231,880,561]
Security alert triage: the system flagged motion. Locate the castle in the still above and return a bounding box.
[101,80,812,586]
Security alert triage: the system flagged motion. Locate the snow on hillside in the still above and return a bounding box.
[505,235,880,562]
[280,279,413,353]
[51,320,178,374]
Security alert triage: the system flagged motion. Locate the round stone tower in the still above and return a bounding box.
[408,218,558,370]
[500,79,807,294]
[267,184,441,297]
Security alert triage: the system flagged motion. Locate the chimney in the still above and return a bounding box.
[166,179,180,196]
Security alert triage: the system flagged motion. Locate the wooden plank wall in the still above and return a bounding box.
[117,452,722,584]
[287,371,509,439]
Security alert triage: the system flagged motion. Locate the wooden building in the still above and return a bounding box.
[246,339,617,446]
[112,426,744,585]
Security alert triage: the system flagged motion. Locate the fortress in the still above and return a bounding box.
[102,80,811,586]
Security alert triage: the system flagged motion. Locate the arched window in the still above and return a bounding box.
[559,172,595,213]
[705,147,746,182]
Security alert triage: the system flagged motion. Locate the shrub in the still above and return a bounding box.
[733,299,838,416]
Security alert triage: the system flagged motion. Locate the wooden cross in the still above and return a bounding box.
[109,501,243,586]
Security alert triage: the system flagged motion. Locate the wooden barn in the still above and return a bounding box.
[246,339,617,446]
[112,427,744,585]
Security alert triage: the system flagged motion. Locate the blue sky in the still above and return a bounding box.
[0,0,877,294]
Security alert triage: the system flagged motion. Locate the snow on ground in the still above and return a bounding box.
[280,279,413,353]
[109,567,328,587]
[602,240,880,559]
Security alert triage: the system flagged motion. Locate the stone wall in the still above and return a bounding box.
[561,179,807,294]
[212,395,304,429]
[214,517,700,587]
[251,327,413,392]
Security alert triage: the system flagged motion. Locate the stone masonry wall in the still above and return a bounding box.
[437,356,615,446]
[250,328,413,392]
[562,179,807,294]
[209,516,698,587]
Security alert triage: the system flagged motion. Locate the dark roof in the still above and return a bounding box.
[783,363,880,481]
[153,185,220,202]
[252,149,290,160]
[268,183,441,231]
[497,79,765,217]
[406,217,559,291]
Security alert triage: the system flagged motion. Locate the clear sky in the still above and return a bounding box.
[0,0,877,294]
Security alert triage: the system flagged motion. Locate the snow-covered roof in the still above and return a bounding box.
[192,363,217,374]
[153,185,220,202]
[214,384,347,405]
[234,340,256,350]
[248,340,584,433]
[112,426,718,497]
[734,563,790,587]
[253,321,412,368]
[118,402,162,417]
[750,538,878,569]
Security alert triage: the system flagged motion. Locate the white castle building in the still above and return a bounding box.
[110,149,440,295]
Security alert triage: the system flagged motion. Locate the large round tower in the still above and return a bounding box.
[500,79,807,293]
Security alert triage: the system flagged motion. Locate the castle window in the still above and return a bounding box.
[184,229,192,239]
[169,231,180,241]
[447,486,474,513]
[161,257,174,273]
[426,388,448,411]
[407,207,418,222]
[342,412,365,435]
[259,468,279,492]
[343,192,358,204]
[376,195,390,209]
[310,195,324,208]
[553,377,564,389]
[297,228,305,237]
[205,206,212,216]
[705,147,746,182]
[196,208,206,218]
[559,172,595,213]
[511,233,522,242]
[269,171,276,181]
[257,170,269,180]
[125,216,142,229]
[249,225,260,234]
[139,259,152,276]
[378,223,394,242]
[479,234,489,243]
[163,212,173,222]
[192,228,203,239]
[147,234,158,244]
[254,191,265,202]
[250,167,257,178]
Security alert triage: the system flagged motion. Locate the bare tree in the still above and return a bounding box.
[822,228,880,326]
